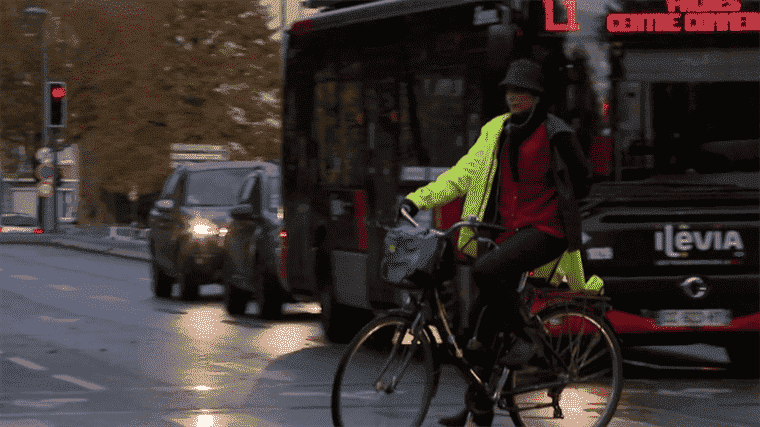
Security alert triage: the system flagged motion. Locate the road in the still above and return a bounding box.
[0,244,757,426]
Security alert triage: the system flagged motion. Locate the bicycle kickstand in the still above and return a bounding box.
[548,388,564,419]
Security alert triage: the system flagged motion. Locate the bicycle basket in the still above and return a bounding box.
[380,225,445,289]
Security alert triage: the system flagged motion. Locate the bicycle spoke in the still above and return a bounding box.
[333,317,436,427]
[579,346,609,370]
[578,332,602,368]
[373,325,406,388]
[577,366,614,383]
[504,305,623,427]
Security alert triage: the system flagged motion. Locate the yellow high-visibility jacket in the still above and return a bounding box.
[405,112,592,258]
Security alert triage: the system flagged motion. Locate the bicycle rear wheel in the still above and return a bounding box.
[331,315,436,426]
[503,304,623,426]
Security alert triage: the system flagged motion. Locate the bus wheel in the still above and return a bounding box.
[320,288,359,344]
[727,334,760,379]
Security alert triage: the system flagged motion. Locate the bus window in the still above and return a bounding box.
[313,55,365,188]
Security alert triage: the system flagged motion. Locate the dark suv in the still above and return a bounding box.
[221,163,293,319]
[148,161,262,300]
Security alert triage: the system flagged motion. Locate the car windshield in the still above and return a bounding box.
[185,168,254,206]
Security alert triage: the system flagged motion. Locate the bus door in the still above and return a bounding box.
[364,40,481,311]
[362,45,405,310]
[312,47,373,309]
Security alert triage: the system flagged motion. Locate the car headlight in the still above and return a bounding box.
[188,218,219,239]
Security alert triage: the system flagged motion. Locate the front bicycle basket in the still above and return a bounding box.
[380,225,444,289]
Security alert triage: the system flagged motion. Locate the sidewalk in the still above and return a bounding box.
[0,223,151,262]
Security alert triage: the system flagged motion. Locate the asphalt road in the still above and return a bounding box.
[0,232,757,426]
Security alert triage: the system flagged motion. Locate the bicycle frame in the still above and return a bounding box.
[391,211,615,402]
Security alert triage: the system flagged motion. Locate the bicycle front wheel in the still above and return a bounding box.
[504,304,624,427]
[331,315,436,426]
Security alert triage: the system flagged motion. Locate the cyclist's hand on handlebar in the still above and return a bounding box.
[396,199,419,222]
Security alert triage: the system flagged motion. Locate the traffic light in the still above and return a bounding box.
[46,82,67,127]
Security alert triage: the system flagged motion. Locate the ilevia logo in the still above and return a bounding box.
[654,224,744,258]
[607,0,760,32]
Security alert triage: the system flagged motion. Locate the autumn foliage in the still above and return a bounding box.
[1,0,281,224]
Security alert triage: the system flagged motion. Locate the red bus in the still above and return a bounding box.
[281,0,599,342]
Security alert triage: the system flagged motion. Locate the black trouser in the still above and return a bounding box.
[467,227,568,365]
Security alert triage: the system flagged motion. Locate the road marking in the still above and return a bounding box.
[39,316,79,323]
[12,398,88,409]
[51,375,106,391]
[46,284,77,291]
[0,410,140,418]
[7,357,47,371]
[89,295,129,302]
[10,275,39,281]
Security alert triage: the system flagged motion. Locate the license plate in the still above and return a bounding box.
[656,309,732,327]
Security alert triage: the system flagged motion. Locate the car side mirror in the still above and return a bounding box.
[230,205,256,220]
[155,199,174,210]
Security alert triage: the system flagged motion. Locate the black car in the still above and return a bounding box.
[221,163,299,319]
[148,161,263,300]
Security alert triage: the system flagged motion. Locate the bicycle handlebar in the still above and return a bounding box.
[397,209,507,240]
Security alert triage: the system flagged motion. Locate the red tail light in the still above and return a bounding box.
[279,228,288,287]
[591,134,613,178]
[290,20,312,36]
[353,190,368,251]
[34,229,44,234]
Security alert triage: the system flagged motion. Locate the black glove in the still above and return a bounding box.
[397,199,419,222]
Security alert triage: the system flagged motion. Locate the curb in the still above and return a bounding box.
[0,233,151,262]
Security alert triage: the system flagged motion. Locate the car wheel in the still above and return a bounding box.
[177,257,199,301]
[320,287,363,344]
[151,260,174,298]
[726,334,760,379]
[225,282,251,316]
[253,259,283,320]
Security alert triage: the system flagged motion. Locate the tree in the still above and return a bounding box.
[3,1,281,224]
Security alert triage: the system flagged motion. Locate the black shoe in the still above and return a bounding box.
[438,407,494,427]
[470,409,494,426]
[438,407,469,426]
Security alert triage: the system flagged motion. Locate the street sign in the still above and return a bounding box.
[37,181,53,198]
[170,143,230,168]
[35,164,55,180]
[36,147,52,163]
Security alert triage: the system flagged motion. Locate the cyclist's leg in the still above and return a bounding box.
[471,227,568,344]
[440,228,568,424]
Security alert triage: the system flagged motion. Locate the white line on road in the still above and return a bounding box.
[13,398,88,409]
[7,357,48,371]
[51,375,106,391]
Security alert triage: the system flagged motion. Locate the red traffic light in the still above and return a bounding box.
[51,86,66,100]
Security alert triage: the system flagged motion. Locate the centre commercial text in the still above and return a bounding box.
[544,0,760,32]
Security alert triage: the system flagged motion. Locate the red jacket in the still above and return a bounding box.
[495,123,565,244]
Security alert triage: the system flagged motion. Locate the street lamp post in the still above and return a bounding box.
[23,6,56,233]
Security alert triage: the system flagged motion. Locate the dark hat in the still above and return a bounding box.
[499,59,544,94]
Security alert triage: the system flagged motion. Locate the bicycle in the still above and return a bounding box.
[331,212,624,426]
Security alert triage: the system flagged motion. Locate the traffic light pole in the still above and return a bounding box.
[41,48,56,233]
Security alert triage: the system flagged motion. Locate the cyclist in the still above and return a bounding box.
[398,58,592,426]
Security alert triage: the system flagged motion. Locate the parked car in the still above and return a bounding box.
[148,161,264,300]
[0,213,43,234]
[221,163,300,319]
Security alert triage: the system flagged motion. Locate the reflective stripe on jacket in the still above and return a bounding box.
[405,112,591,258]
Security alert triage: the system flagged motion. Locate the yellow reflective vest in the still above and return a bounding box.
[405,112,591,258]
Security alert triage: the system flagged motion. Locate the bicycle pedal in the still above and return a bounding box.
[466,338,484,351]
